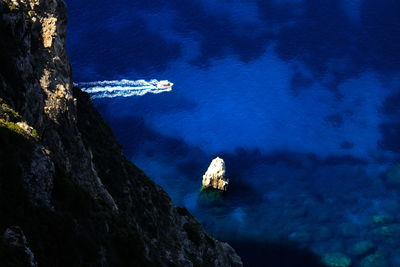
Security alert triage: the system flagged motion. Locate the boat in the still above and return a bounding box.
[156,80,174,89]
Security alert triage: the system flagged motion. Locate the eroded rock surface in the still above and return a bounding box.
[3,226,38,267]
[202,157,229,191]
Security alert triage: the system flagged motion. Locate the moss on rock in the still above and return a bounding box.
[0,99,39,142]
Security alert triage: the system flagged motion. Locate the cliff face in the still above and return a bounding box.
[0,1,242,266]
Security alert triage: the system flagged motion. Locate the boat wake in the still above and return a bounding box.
[75,79,173,99]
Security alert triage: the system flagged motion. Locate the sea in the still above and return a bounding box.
[66,0,400,266]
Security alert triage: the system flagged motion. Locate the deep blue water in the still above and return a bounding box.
[66,0,400,266]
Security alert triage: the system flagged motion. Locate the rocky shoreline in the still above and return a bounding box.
[0,1,242,266]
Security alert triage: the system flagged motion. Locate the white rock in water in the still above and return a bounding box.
[202,157,229,191]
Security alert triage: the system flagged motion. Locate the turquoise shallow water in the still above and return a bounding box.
[66,0,400,265]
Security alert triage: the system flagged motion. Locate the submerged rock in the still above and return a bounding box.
[322,253,352,267]
[360,252,388,267]
[202,157,229,191]
[339,223,359,237]
[288,231,311,243]
[372,215,394,225]
[351,241,375,257]
[384,164,400,186]
[372,224,400,241]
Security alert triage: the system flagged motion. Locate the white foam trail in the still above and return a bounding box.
[75,79,172,99]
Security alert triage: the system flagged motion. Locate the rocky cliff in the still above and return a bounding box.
[0,0,242,266]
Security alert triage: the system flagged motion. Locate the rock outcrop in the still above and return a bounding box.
[0,0,242,266]
[2,226,38,267]
[202,157,229,191]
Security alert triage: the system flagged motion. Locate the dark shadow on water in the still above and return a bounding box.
[340,141,354,150]
[169,0,270,68]
[380,92,400,119]
[67,2,181,81]
[92,107,381,207]
[379,122,400,153]
[324,113,344,128]
[228,239,326,267]
[84,102,400,266]
[378,92,400,155]
[198,177,262,210]
[322,155,368,166]
[67,0,400,91]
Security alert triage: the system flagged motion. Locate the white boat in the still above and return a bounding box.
[156,80,174,90]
